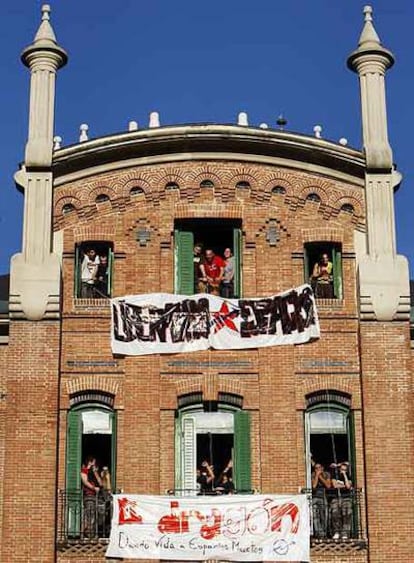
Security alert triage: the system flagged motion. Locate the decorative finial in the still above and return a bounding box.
[339,137,348,146]
[313,125,322,139]
[149,112,160,128]
[237,112,248,126]
[53,135,62,150]
[259,123,268,129]
[41,4,51,21]
[79,124,89,142]
[276,114,287,130]
[363,5,373,23]
[128,120,138,131]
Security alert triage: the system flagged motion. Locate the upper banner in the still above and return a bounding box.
[111,284,319,356]
[106,494,310,561]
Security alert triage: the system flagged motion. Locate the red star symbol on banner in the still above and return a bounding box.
[211,302,239,333]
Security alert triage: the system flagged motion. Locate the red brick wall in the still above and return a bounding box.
[1,322,60,563]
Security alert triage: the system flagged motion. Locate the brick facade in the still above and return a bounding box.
[1,151,413,563]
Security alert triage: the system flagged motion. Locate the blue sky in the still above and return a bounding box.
[0,1,413,275]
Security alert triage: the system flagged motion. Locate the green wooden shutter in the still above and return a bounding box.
[174,230,194,295]
[107,248,114,297]
[66,410,82,537]
[233,228,242,298]
[66,410,82,490]
[304,412,311,488]
[234,410,251,493]
[110,411,117,489]
[332,247,343,299]
[181,416,196,494]
[74,245,81,297]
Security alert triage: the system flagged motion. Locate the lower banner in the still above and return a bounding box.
[111,284,319,355]
[106,494,310,561]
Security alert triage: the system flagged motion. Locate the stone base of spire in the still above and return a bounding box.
[358,254,410,321]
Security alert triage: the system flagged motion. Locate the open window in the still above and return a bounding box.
[304,242,342,299]
[175,407,251,494]
[174,219,242,297]
[65,405,117,536]
[74,241,114,298]
[304,399,355,488]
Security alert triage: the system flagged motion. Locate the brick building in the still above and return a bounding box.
[0,5,413,563]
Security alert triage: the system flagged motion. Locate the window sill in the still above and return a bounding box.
[73,298,111,309]
[315,298,344,309]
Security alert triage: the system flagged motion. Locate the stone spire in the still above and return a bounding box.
[22,4,67,168]
[10,5,67,321]
[347,5,394,171]
[347,6,410,322]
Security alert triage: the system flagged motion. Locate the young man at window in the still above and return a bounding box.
[221,248,235,298]
[311,462,331,540]
[311,253,333,298]
[199,249,225,296]
[80,456,103,538]
[330,462,353,540]
[193,243,204,294]
[95,254,109,297]
[80,248,100,298]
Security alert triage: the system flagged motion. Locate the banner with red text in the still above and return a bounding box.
[111,284,319,355]
[106,494,310,561]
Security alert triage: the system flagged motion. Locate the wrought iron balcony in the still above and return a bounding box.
[57,489,113,548]
[301,487,367,548]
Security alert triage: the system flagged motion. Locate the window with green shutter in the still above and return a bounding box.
[174,230,194,295]
[174,219,243,297]
[304,242,343,299]
[75,241,114,298]
[234,410,252,493]
[175,407,251,495]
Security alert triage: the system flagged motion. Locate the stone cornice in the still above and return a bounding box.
[52,125,365,186]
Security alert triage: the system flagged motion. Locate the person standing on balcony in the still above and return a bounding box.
[311,253,333,298]
[80,456,103,538]
[199,249,225,296]
[330,462,353,540]
[311,462,331,540]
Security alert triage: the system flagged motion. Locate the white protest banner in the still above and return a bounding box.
[111,284,319,355]
[106,494,310,561]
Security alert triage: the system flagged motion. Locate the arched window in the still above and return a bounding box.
[200,179,214,189]
[62,203,76,215]
[304,396,355,486]
[65,402,117,538]
[175,404,251,495]
[340,203,354,215]
[95,194,110,203]
[306,192,321,203]
[271,185,286,195]
[130,186,144,196]
[236,181,250,190]
[165,181,179,190]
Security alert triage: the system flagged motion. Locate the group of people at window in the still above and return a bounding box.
[80,455,113,538]
[197,459,235,495]
[311,457,354,541]
[80,248,109,298]
[193,243,235,297]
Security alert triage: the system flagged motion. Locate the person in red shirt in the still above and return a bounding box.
[199,249,225,295]
[81,456,103,538]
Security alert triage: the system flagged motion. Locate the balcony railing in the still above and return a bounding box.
[301,488,365,545]
[57,489,113,546]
